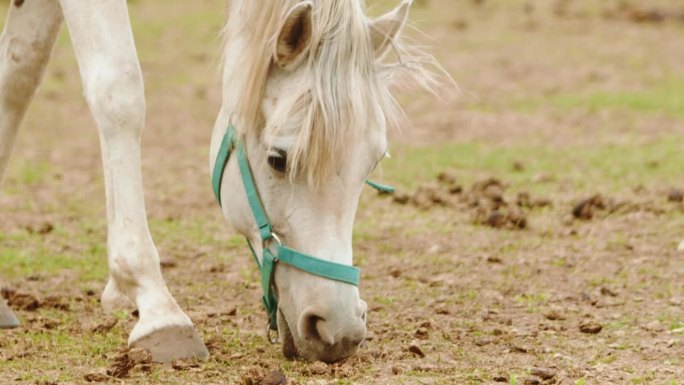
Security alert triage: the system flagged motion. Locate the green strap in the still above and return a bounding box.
[365,180,395,194]
[211,125,236,206]
[276,245,360,286]
[261,248,279,330]
[236,141,273,241]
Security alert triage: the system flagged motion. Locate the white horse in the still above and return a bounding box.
[0,0,427,363]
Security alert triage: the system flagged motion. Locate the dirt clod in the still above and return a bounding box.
[160,258,177,268]
[42,295,70,311]
[309,361,329,375]
[511,343,530,353]
[243,366,266,385]
[531,173,554,183]
[516,192,553,209]
[523,376,541,385]
[544,309,566,321]
[477,208,527,230]
[511,161,525,172]
[84,371,109,382]
[261,370,287,385]
[172,360,201,371]
[415,327,429,339]
[484,211,507,228]
[392,192,411,204]
[412,184,451,209]
[487,255,503,264]
[531,367,556,380]
[472,178,505,203]
[92,318,118,333]
[572,195,606,220]
[5,291,39,311]
[26,222,54,234]
[107,347,153,379]
[600,286,618,297]
[408,342,425,358]
[667,188,683,203]
[331,363,355,378]
[1,287,14,300]
[579,321,603,334]
[493,374,509,382]
[437,171,457,185]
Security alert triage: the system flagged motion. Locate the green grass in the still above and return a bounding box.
[17,160,52,185]
[376,136,684,195]
[511,78,684,119]
[0,239,107,282]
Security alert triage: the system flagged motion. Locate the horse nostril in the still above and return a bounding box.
[302,314,330,345]
[298,308,367,350]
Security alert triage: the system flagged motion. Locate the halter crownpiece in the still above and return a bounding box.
[211,124,392,339]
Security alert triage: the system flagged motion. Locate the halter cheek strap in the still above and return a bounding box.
[211,124,389,336]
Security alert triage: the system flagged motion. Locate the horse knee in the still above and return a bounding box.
[0,3,62,109]
[1,38,49,108]
[83,60,145,139]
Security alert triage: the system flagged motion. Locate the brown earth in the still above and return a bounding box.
[1,0,684,384]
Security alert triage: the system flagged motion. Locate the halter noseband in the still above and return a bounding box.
[211,124,393,341]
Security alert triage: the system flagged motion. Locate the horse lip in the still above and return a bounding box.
[278,309,298,359]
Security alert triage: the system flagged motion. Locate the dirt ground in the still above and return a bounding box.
[1,0,684,384]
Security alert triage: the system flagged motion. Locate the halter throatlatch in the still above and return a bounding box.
[211,124,390,338]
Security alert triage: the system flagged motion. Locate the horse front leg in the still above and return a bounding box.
[0,0,64,328]
[59,0,207,362]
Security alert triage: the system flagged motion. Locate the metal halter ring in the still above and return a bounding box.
[266,320,279,344]
[270,232,282,246]
[263,232,283,252]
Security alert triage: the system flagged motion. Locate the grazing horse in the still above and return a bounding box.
[0,0,429,363]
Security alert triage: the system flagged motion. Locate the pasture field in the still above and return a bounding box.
[1,0,684,383]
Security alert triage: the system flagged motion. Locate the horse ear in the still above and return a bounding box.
[274,2,314,70]
[369,0,411,58]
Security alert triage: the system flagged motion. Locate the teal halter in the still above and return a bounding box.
[211,124,393,340]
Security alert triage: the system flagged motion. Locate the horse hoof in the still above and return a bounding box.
[130,325,208,363]
[0,300,19,329]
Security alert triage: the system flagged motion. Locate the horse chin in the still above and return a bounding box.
[277,310,298,360]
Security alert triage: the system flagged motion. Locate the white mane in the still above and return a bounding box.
[222,0,437,183]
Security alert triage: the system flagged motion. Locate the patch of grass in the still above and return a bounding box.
[378,136,684,195]
[18,160,52,185]
[512,78,684,119]
[515,292,550,312]
[669,320,684,331]
[0,243,107,282]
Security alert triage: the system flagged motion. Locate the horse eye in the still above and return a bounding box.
[267,149,287,173]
